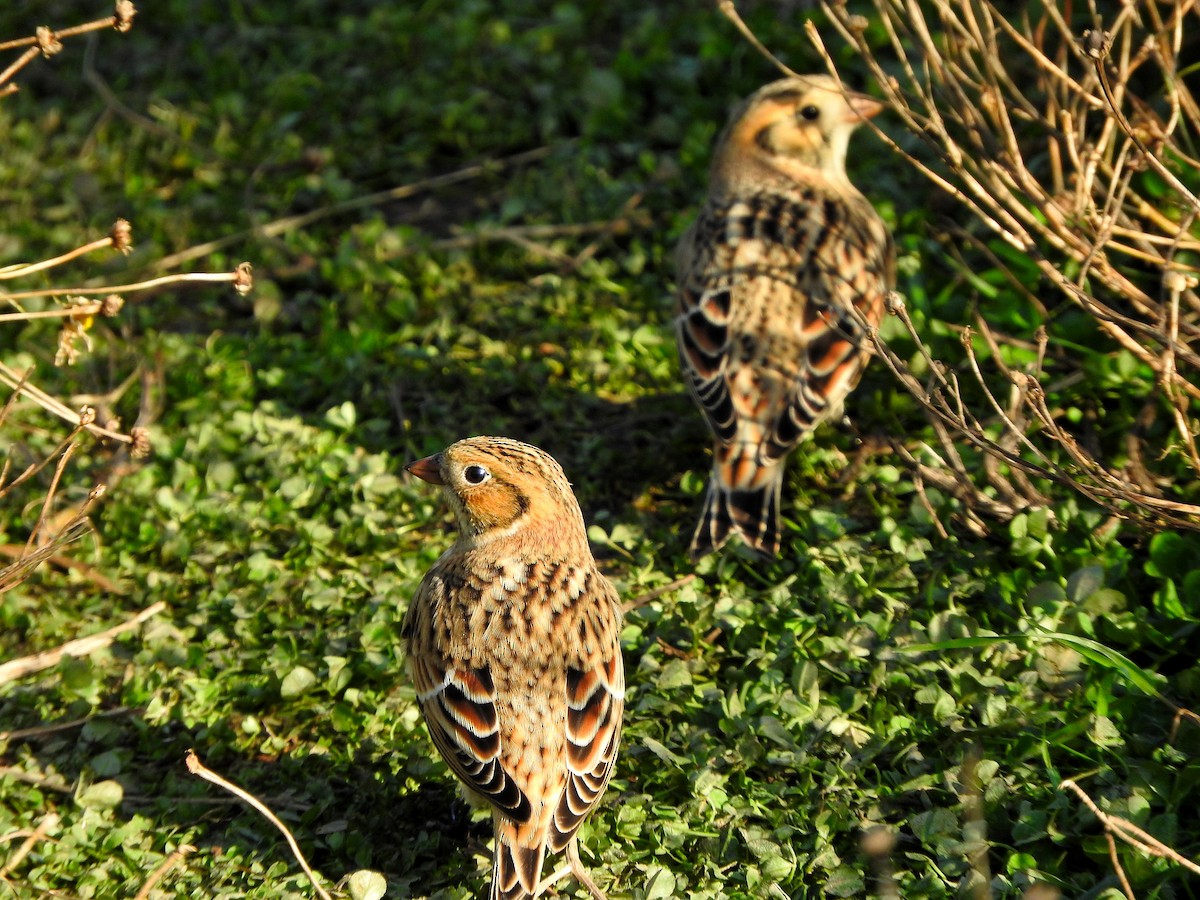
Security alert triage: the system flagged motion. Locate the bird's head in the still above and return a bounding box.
[717,74,883,183]
[406,436,585,551]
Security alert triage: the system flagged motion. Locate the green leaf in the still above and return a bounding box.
[1066,566,1104,603]
[324,401,357,430]
[347,870,387,900]
[1031,629,1165,699]
[77,779,124,810]
[824,866,865,897]
[643,865,678,899]
[641,737,688,767]
[280,666,318,698]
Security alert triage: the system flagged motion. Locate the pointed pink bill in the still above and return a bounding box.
[846,91,885,122]
[406,454,444,485]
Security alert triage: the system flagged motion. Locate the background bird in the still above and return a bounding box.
[402,436,625,900]
[675,74,895,558]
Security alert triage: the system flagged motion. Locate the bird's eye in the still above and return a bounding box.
[799,105,820,121]
[463,464,490,485]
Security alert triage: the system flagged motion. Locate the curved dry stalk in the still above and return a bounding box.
[0,813,59,879]
[0,599,163,684]
[0,219,131,283]
[3,264,253,304]
[132,845,196,900]
[1087,32,1200,215]
[149,145,556,272]
[184,750,333,900]
[1062,779,1200,889]
[0,369,138,446]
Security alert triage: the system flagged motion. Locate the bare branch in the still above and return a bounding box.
[0,601,165,685]
[184,750,334,900]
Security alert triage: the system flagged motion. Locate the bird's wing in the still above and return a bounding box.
[548,583,625,851]
[676,191,892,466]
[770,202,892,458]
[404,577,533,827]
[676,213,739,445]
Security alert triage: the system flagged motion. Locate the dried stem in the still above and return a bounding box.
[184,750,334,900]
[0,813,60,880]
[0,707,134,742]
[0,371,133,444]
[1062,779,1200,886]
[3,266,252,304]
[0,600,165,684]
[149,144,558,272]
[132,845,196,900]
[623,573,699,613]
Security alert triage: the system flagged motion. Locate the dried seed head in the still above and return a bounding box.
[114,1,137,33]
[36,26,63,57]
[885,290,905,314]
[1081,29,1109,60]
[79,406,97,426]
[1163,270,1198,293]
[101,294,125,317]
[55,320,91,366]
[233,261,254,295]
[110,218,133,254]
[130,426,152,458]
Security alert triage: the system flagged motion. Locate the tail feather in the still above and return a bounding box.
[490,826,545,900]
[689,460,783,559]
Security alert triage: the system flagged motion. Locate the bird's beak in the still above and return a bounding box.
[846,92,884,122]
[406,454,444,485]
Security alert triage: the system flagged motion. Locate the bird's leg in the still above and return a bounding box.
[532,839,609,899]
[566,837,609,900]
[534,863,572,896]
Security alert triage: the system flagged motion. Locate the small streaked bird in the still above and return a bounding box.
[675,75,895,558]
[401,436,625,900]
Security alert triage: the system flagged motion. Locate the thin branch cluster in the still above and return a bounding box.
[0,8,252,693]
[805,0,1200,534]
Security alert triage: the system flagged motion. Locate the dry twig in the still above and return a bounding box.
[0,813,60,880]
[1062,778,1200,894]
[184,750,333,900]
[0,600,165,685]
[0,2,134,98]
[0,706,134,742]
[132,845,196,900]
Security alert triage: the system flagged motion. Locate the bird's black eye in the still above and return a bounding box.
[463,464,490,485]
[799,105,820,121]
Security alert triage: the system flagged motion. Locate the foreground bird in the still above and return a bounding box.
[676,75,895,558]
[402,436,625,900]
